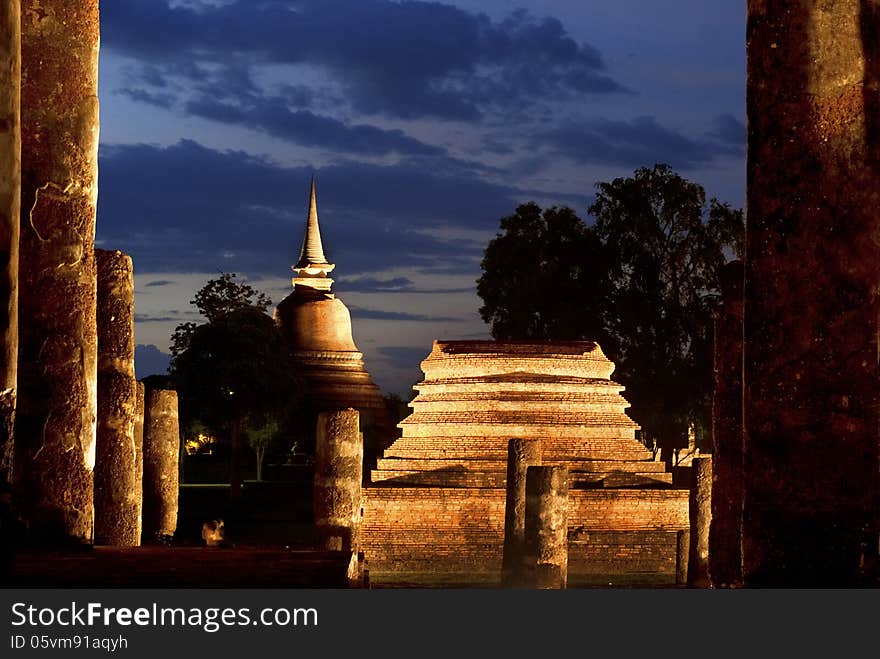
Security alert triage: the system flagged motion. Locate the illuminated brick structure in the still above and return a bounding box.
[362,341,689,582]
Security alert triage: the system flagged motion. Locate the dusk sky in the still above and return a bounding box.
[96,0,746,396]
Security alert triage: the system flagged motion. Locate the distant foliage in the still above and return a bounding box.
[169,273,299,495]
[477,164,744,450]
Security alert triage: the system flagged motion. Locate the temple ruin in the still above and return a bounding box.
[274,179,390,457]
[362,341,689,582]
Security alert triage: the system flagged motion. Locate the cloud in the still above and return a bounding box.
[335,277,415,293]
[377,346,432,370]
[184,96,443,156]
[117,88,177,109]
[544,116,743,170]
[96,140,523,278]
[135,344,172,379]
[144,280,175,288]
[102,0,624,122]
[348,306,461,322]
[709,113,746,146]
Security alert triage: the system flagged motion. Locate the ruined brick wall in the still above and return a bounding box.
[361,488,688,577]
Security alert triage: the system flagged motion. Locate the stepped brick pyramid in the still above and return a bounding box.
[361,340,689,581]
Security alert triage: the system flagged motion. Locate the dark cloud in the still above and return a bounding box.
[185,96,443,156]
[102,0,624,122]
[336,277,415,293]
[709,113,746,146]
[544,116,743,170]
[144,280,175,287]
[97,140,522,277]
[117,88,176,109]
[135,344,172,379]
[377,346,432,370]
[348,306,461,322]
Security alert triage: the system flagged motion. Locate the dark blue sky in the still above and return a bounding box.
[97,0,745,395]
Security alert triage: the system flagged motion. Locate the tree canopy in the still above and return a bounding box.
[170,274,299,495]
[477,164,744,451]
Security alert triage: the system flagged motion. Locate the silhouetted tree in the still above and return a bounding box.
[477,164,743,454]
[170,274,299,497]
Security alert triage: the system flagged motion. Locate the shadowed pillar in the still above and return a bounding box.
[687,455,712,587]
[0,0,20,491]
[94,250,138,546]
[142,389,179,543]
[710,260,743,588]
[134,381,144,545]
[676,529,690,586]
[502,437,542,587]
[744,1,880,584]
[14,0,100,544]
[314,408,363,551]
[524,465,569,589]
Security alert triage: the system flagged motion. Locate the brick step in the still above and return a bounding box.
[400,411,639,426]
[382,448,656,462]
[370,469,673,487]
[398,426,641,439]
[387,437,651,453]
[374,458,668,472]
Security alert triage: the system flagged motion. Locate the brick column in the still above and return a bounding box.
[142,389,179,543]
[502,437,542,587]
[676,529,690,586]
[688,455,712,587]
[314,408,362,551]
[710,260,743,587]
[15,0,100,544]
[134,381,144,545]
[744,0,880,584]
[524,465,569,589]
[94,250,138,546]
[0,0,20,491]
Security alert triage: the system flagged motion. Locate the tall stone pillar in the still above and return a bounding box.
[0,0,20,492]
[94,250,138,546]
[502,438,542,587]
[675,529,690,586]
[134,381,144,545]
[710,260,743,588]
[524,465,569,589]
[314,408,363,551]
[14,0,100,544]
[142,389,179,543]
[687,455,712,587]
[744,1,880,585]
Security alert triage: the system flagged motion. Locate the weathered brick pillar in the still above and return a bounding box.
[502,437,542,587]
[688,455,712,587]
[524,465,568,589]
[134,381,144,545]
[314,409,363,551]
[710,260,743,588]
[676,529,690,586]
[0,0,20,491]
[142,389,179,543]
[744,1,880,585]
[94,250,138,546]
[15,0,100,544]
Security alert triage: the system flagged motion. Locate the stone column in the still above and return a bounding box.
[0,0,20,491]
[744,1,880,585]
[14,0,100,544]
[710,260,743,588]
[93,250,138,546]
[524,465,569,589]
[314,409,362,552]
[502,437,542,587]
[134,381,144,545]
[676,529,690,586]
[687,455,712,587]
[142,389,179,543]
